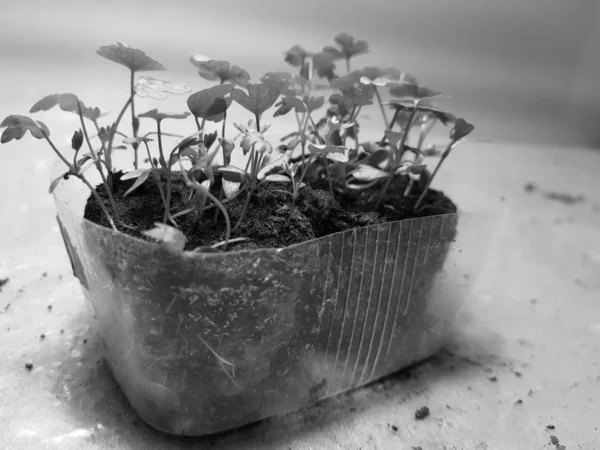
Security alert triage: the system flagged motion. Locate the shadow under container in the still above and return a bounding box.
[53,171,497,437]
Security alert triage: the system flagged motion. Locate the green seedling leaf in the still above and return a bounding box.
[333,33,369,59]
[359,67,401,87]
[71,129,83,151]
[122,136,154,145]
[260,72,294,93]
[326,152,349,163]
[450,118,475,140]
[29,93,106,122]
[395,162,426,176]
[177,130,203,153]
[142,222,186,252]
[187,84,233,122]
[138,109,191,122]
[306,96,325,112]
[216,165,247,182]
[350,164,389,181]
[189,56,251,86]
[193,180,212,217]
[312,52,337,81]
[264,174,292,183]
[331,70,365,90]
[284,45,311,67]
[97,42,166,72]
[388,82,443,101]
[179,146,198,162]
[0,115,50,142]
[204,130,218,150]
[361,148,394,171]
[135,76,192,100]
[219,138,236,160]
[273,94,306,117]
[231,83,280,116]
[384,130,402,147]
[308,143,345,155]
[122,168,154,196]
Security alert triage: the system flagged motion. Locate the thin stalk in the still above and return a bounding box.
[380,108,401,144]
[42,132,75,172]
[205,190,231,250]
[157,121,174,225]
[397,101,421,161]
[413,140,456,212]
[143,141,176,227]
[79,175,118,231]
[254,113,261,132]
[373,174,393,210]
[106,93,135,171]
[345,57,351,74]
[43,130,117,229]
[233,144,258,231]
[129,70,141,170]
[322,156,335,201]
[77,103,118,214]
[214,110,228,223]
[403,179,416,197]
[373,86,389,129]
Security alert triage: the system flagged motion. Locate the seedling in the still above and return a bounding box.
[0,34,476,251]
[414,118,474,212]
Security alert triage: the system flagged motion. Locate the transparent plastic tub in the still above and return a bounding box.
[52,161,503,436]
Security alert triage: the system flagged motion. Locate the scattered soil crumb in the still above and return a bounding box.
[349,408,356,412]
[514,371,522,377]
[544,191,585,205]
[550,435,559,445]
[412,447,423,450]
[530,298,538,305]
[25,362,33,371]
[546,424,555,430]
[83,339,88,344]
[556,445,565,450]
[524,182,537,193]
[488,376,498,382]
[42,272,48,278]
[48,305,52,311]
[414,406,430,420]
[391,425,398,431]
[40,334,46,340]
[3,303,10,311]
[0,277,9,291]
[60,329,64,334]
[514,399,523,405]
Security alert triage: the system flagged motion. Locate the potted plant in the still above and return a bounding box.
[1,34,484,436]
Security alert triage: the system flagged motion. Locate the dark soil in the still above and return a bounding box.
[24,362,33,371]
[0,277,8,291]
[84,170,457,252]
[414,406,430,420]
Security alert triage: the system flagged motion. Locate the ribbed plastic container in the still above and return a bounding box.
[52,163,500,436]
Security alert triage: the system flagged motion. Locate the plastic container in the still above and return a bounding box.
[52,162,501,436]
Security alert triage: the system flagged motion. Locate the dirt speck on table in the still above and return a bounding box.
[414,406,430,420]
[24,362,33,371]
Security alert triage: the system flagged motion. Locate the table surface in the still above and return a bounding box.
[1,133,599,450]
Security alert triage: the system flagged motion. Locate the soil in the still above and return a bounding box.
[0,277,8,291]
[83,170,457,252]
[414,406,430,420]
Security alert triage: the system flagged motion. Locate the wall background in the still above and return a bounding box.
[1,0,599,147]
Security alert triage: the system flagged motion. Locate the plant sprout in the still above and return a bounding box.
[414,118,474,212]
[0,34,476,251]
